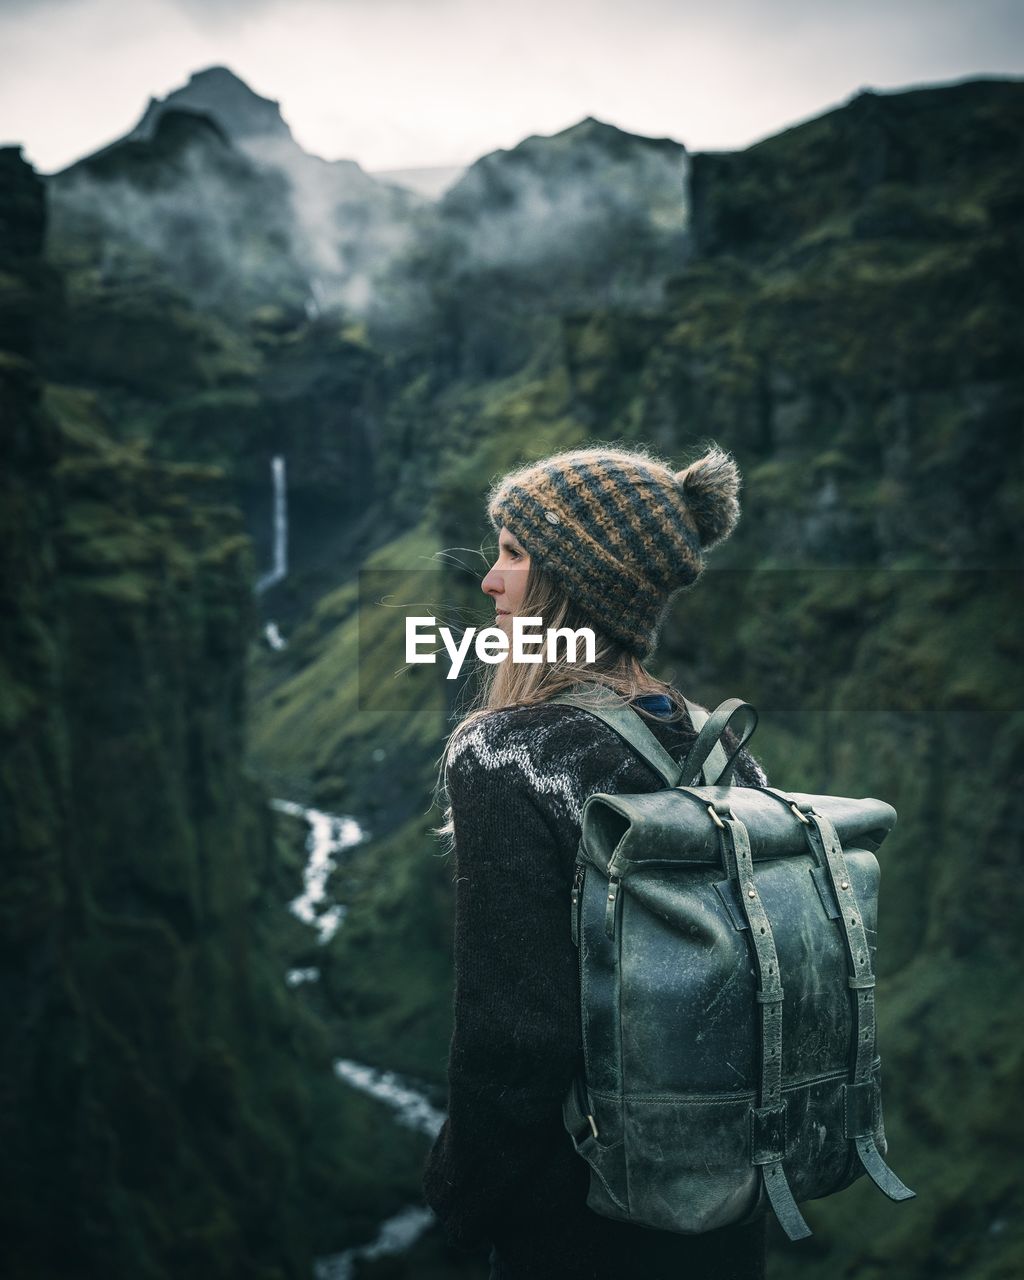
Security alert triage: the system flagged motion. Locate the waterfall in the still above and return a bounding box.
[256,454,288,594]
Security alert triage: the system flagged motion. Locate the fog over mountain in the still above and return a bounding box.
[51,66,429,314]
[46,65,693,324]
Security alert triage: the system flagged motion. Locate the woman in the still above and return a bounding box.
[422,442,771,1280]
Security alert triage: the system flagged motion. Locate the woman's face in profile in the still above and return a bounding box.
[481,527,531,634]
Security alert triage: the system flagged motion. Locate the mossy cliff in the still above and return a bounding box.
[0,147,424,1280]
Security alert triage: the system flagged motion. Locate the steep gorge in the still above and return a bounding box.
[3,73,1022,1280]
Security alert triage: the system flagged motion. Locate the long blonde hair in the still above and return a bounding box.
[430,552,689,849]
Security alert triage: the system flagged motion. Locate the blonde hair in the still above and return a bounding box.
[430,553,688,850]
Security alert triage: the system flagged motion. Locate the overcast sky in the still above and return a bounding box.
[2,0,1022,176]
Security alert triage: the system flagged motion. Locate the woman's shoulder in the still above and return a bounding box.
[445,699,643,833]
[445,693,766,795]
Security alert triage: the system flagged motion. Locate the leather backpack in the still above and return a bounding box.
[548,684,915,1241]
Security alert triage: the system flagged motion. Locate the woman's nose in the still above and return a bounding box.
[481,565,502,596]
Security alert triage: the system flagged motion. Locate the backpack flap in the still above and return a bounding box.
[580,786,897,879]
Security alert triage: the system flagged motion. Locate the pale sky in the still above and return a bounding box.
[2,0,1022,176]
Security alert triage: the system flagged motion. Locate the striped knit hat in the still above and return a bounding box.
[486,443,742,660]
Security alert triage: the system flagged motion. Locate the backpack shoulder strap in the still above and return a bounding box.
[677,698,758,788]
[547,686,681,787]
[681,698,726,785]
[548,685,757,789]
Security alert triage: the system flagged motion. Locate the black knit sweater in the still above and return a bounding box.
[422,692,771,1280]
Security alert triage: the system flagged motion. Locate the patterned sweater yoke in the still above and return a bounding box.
[444,695,767,832]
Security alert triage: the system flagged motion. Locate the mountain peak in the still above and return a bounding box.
[187,65,252,88]
[129,64,293,146]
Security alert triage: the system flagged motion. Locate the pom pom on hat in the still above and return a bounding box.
[674,446,741,550]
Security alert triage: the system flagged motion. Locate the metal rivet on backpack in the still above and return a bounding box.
[544,509,560,524]
[748,888,756,898]
[841,880,849,889]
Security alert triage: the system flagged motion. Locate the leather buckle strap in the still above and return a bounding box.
[717,813,785,1098]
[715,810,812,1241]
[801,807,917,1205]
[801,811,877,1085]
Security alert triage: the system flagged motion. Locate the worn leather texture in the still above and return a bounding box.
[564,781,899,1235]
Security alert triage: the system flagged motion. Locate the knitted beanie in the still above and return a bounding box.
[486,443,742,660]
